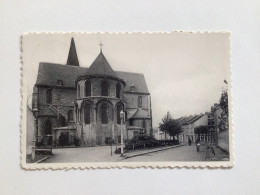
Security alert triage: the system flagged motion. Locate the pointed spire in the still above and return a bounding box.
[66,37,79,66]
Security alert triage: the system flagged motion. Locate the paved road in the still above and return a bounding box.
[43,146,121,163]
[122,144,229,162]
[42,144,228,163]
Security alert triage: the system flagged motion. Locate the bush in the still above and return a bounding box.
[124,132,181,151]
[74,137,81,147]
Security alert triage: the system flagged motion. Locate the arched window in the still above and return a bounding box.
[138,96,142,108]
[45,119,52,135]
[60,115,66,127]
[116,83,121,98]
[57,80,63,86]
[101,103,108,124]
[68,110,73,121]
[142,120,146,128]
[75,104,78,122]
[85,81,91,97]
[46,89,52,104]
[101,80,109,96]
[130,86,135,92]
[117,104,123,124]
[84,103,91,124]
[77,83,80,98]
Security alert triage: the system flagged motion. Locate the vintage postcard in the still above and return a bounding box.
[21,32,233,169]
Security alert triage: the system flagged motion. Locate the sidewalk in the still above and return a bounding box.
[123,144,185,159]
[199,144,229,161]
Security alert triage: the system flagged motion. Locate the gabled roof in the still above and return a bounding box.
[127,109,138,119]
[36,63,149,94]
[36,63,88,88]
[131,108,150,119]
[188,115,204,124]
[116,71,149,93]
[39,106,57,116]
[86,52,117,78]
[177,114,205,125]
[66,38,79,66]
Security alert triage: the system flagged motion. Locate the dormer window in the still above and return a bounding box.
[130,86,135,92]
[57,80,63,86]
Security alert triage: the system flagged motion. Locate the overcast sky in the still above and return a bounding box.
[22,32,230,127]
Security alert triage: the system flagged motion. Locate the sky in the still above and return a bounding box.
[22,32,230,127]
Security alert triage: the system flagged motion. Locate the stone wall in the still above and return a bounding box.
[217,130,229,153]
[26,106,34,153]
[36,86,77,145]
[123,93,149,109]
[38,87,76,122]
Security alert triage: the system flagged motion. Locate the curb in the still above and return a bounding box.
[35,157,49,163]
[124,144,186,159]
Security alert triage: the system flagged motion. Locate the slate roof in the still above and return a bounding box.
[177,114,204,125]
[86,52,117,78]
[36,63,88,88]
[116,71,149,93]
[36,62,149,93]
[39,106,57,116]
[127,109,139,119]
[66,38,79,66]
[131,108,150,119]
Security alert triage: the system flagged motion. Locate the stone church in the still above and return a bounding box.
[32,38,153,147]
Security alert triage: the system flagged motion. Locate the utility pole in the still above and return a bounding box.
[120,110,124,157]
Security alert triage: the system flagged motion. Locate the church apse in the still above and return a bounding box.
[74,50,127,146]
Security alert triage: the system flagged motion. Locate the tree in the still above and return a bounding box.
[218,90,229,132]
[159,112,183,140]
[194,125,209,137]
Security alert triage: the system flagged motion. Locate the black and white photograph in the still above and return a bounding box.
[2,0,260,194]
[21,32,232,168]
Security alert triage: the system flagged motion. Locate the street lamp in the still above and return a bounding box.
[32,108,39,161]
[120,109,124,157]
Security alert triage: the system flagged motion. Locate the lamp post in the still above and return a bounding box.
[32,108,39,161]
[120,110,124,157]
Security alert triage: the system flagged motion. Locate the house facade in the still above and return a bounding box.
[31,38,152,147]
[176,103,223,144]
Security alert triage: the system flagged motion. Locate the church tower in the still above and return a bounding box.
[74,43,127,146]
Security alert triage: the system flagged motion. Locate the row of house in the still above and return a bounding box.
[155,103,224,144]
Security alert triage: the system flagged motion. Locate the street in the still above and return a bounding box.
[43,145,121,163]
[41,144,229,163]
[122,144,229,162]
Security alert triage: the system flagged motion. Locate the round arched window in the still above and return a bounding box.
[130,86,135,92]
[57,80,63,86]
